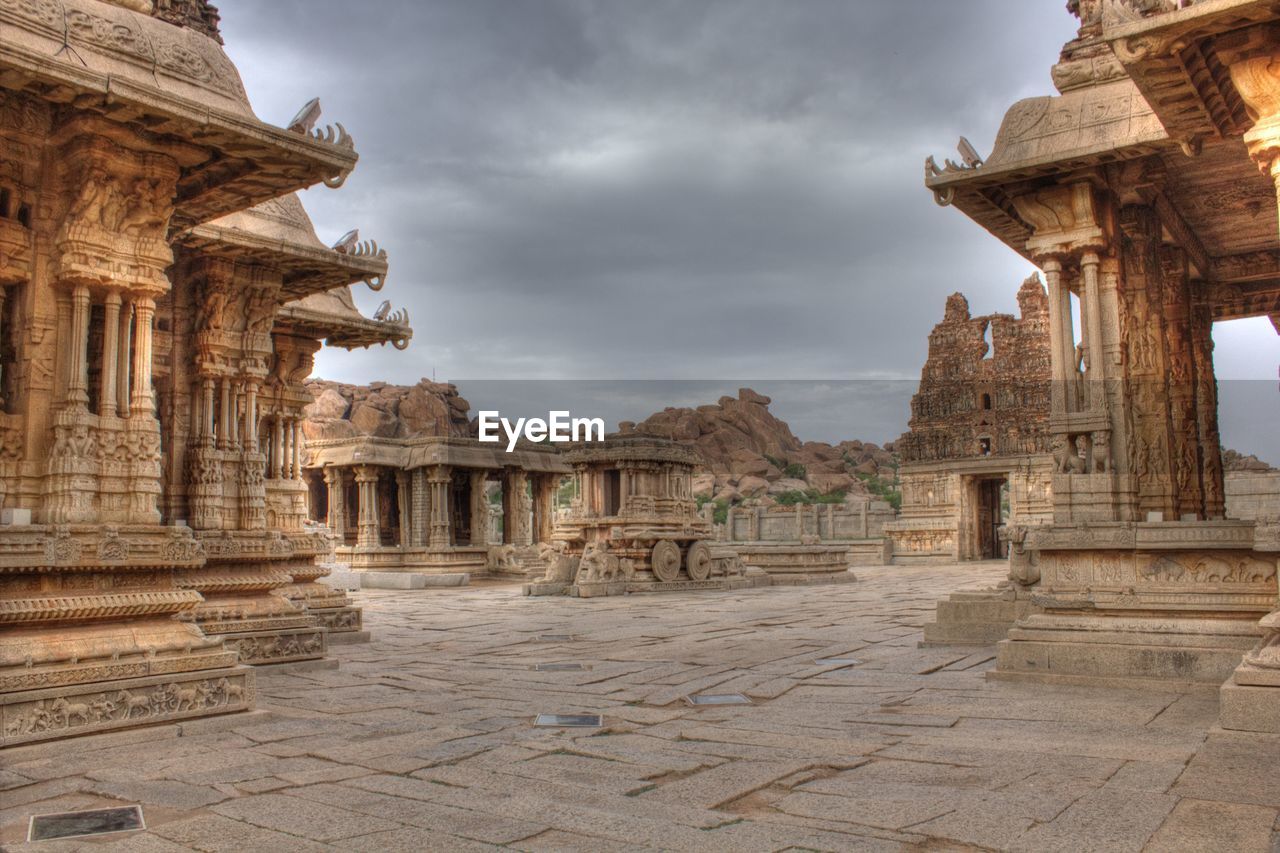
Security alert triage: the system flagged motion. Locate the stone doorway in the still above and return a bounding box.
[603,469,621,516]
[451,470,472,545]
[961,474,1008,561]
[975,477,1008,560]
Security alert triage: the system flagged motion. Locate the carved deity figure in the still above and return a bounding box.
[120,178,173,237]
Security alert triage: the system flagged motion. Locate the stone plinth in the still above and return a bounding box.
[922,586,1038,645]
[0,524,254,746]
[728,542,852,578]
[988,521,1277,687]
[180,531,326,667]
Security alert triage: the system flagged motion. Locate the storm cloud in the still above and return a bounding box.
[216,1,1278,455]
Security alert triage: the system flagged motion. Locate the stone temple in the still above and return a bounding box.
[6,1,1280,849]
[924,0,1280,729]
[0,0,411,744]
[887,277,1055,566]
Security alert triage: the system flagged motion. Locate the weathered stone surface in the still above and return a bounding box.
[2,562,1279,850]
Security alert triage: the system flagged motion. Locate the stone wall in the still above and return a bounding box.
[1227,472,1280,521]
[722,500,895,542]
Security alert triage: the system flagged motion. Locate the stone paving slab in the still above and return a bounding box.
[3,562,1280,851]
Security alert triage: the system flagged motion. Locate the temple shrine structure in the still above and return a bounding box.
[924,0,1280,729]
[0,0,411,744]
[887,277,1055,566]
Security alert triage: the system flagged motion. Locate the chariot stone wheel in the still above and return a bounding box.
[651,540,681,582]
[685,541,712,581]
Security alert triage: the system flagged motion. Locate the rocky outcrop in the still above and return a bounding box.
[302,378,471,441]
[633,388,897,505]
[1223,448,1277,473]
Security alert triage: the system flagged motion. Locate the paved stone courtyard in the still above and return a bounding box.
[3,563,1280,852]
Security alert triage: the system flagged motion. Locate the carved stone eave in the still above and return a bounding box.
[925,80,1170,261]
[272,303,412,351]
[304,435,571,475]
[1103,0,1268,145]
[177,222,389,301]
[0,34,358,229]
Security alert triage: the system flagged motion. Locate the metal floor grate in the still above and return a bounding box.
[534,713,602,727]
[29,805,144,842]
[685,693,752,706]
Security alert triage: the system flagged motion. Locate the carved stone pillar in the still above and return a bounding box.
[245,382,259,452]
[1191,294,1226,519]
[218,378,231,450]
[396,470,411,548]
[130,296,154,415]
[272,415,284,480]
[411,467,429,547]
[325,467,345,538]
[67,283,91,408]
[1159,246,1203,519]
[116,298,132,418]
[502,468,531,546]
[282,417,294,479]
[291,419,302,480]
[1080,251,1107,409]
[469,470,489,546]
[100,290,120,418]
[429,465,451,549]
[355,465,379,548]
[199,378,215,445]
[531,473,556,544]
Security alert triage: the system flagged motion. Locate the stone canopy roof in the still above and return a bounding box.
[0,0,359,227]
[179,194,394,302]
[175,190,412,349]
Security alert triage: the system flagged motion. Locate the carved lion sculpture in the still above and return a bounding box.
[1052,437,1087,474]
[538,541,580,584]
[1091,432,1111,474]
[578,541,614,582]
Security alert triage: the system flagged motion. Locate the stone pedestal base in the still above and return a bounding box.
[848,538,892,567]
[727,542,852,576]
[359,571,470,589]
[341,546,490,575]
[922,586,1038,645]
[525,572,773,598]
[1,666,254,747]
[1051,473,1133,524]
[327,630,372,645]
[992,612,1258,687]
[1220,671,1280,733]
[310,605,363,635]
[219,627,326,666]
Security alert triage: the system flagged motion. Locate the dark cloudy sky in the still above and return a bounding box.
[217,1,1278,457]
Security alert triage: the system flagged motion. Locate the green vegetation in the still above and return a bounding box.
[556,475,576,505]
[695,495,730,525]
[763,454,807,480]
[855,470,902,511]
[772,488,847,506]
